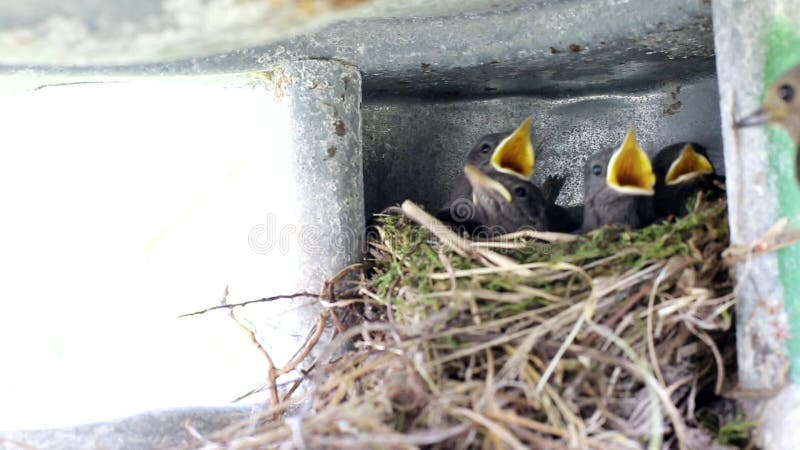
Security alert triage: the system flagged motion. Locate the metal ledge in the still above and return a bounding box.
[1,0,715,99]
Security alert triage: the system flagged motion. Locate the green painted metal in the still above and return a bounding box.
[765,18,800,381]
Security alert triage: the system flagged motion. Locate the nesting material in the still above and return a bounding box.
[192,196,753,450]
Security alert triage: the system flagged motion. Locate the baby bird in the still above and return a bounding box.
[446,117,535,207]
[652,142,720,218]
[462,164,550,236]
[736,64,800,181]
[442,117,578,232]
[582,128,657,232]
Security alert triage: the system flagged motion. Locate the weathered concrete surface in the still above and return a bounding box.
[236,59,363,379]
[0,0,377,66]
[0,0,577,66]
[281,58,364,293]
[754,384,800,450]
[713,0,800,448]
[0,406,253,450]
[2,0,714,101]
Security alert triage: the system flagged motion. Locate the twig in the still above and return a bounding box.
[308,425,469,447]
[480,229,578,243]
[400,200,530,273]
[452,408,529,450]
[401,200,476,259]
[646,260,686,388]
[723,218,800,264]
[584,321,688,450]
[276,313,329,379]
[184,419,219,447]
[179,292,320,318]
[688,325,725,395]
[228,302,281,408]
[537,288,597,393]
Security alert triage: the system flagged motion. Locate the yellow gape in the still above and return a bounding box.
[606,128,656,195]
[490,117,535,179]
[665,144,714,185]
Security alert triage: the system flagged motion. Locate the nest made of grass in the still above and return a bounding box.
[192,198,750,450]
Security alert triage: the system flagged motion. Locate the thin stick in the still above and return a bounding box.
[480,229,578,243]
[401,200,475,259]
[585,321,688,450]
[228,304,280,408]
[179,292,320,318]
[452,408,529,450]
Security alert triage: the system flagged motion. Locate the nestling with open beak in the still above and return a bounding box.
[445,117,536,207]
[441,117,579,232]
[653,142,722,218]
[735,64,800,182]
[582,128,656,232]
[462,164,551,236]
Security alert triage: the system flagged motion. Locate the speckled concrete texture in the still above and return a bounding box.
[0,406,253,450]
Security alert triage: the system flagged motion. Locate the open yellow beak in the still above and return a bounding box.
[665,144,714,185]
[490,117,535,179]
[606,128,656,195]
[464,164,512,203]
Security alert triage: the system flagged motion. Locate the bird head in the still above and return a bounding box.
[464,164,548,234]
[662,143,714,185]
[585,128,656,198]
[736,65,800,140]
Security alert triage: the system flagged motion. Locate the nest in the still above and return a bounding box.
[187,197,760,450]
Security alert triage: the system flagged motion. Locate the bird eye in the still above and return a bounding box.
[779,84,795,103]
[513,186,527,198]
[480,143,492,153]
[591,164,602,176]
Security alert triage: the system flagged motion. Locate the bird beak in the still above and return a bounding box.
[665,144,714,185]
[606,128,656,195]
[464,164,512,203]
[490,117,535,179]
[733,108,775,128]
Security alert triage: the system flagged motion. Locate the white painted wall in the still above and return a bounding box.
[0,76,310,429]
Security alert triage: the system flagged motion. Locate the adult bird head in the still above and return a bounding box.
[735,64,800,142]
[735,64,800,182]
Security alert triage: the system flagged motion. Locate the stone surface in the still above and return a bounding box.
[0,406,253,450]
[755,384,800,450]
[3,0,714,101]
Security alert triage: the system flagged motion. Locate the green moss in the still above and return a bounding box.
[717,419,757,446]
[369,200,728,327]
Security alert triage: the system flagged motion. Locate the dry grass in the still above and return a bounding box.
[183,196,761,450]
